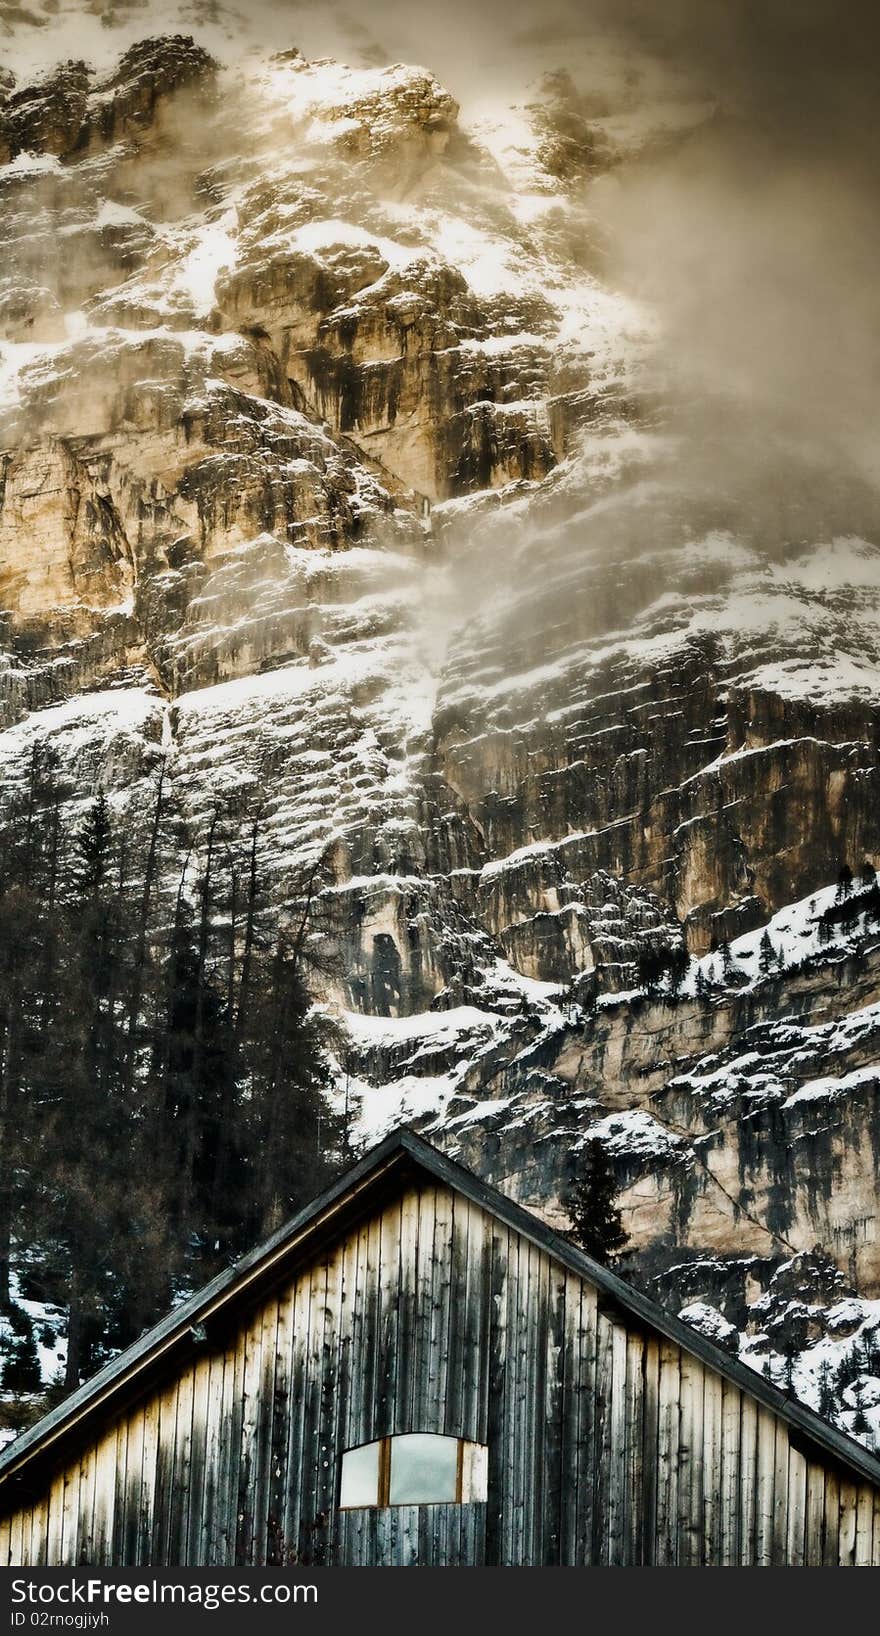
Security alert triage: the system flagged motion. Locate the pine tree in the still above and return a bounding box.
[818,1362,836,1421]
[758,929,778,973]
[851,1378,870,1437]
[0,748,70,1308]
[0,1309,42,1393]
[563,1139,627,1264]
[239,934,343,1243]
[859,1333,880,1375]
[28,790,172,1386]
[837,862,853,901]
[159,901,239,1273]
[74,793,113,898]
[860,859,877,889]
[123,760,166,1096]
[843,898,860,933]
[667,943,689,995]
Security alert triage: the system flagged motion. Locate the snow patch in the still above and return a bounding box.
[173,212,238,317]
[679,1302,738,1347]
[584,1110,683,1161]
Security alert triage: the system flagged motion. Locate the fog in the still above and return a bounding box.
[4,0,878,543]
[293,1,877,533]
[586,2,880,526]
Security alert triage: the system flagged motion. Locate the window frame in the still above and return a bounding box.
[338,1433,470,1510]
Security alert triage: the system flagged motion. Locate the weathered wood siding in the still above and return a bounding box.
[2,1182,879,1567]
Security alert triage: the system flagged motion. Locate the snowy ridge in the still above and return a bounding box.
[683,875,880,998]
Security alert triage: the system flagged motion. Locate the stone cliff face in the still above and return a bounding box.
[2,32,880,1440]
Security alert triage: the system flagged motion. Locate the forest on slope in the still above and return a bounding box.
[0,745,343,1422]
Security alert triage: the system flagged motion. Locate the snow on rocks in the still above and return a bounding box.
[667,991,880,1116]
[0,689,165,796]
[344,1068,458,1148]
[339,1005,503,1147]
[677,1302,738,1349]
[581,1109,684,1165]
[740,1295,880,1454]
[256,54,459,160]
[342,1003,499,1055]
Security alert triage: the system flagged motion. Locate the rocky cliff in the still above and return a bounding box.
[2,30,879,1446]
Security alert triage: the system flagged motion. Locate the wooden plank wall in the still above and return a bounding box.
[1,1182,879,1567]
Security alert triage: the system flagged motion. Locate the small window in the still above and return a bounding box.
[339,1434,488,1508]
[389,1433,458,1505]
[338,1437,383,1509]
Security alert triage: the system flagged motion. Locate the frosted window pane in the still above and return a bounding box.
[340,1440,381,1507]
[389,1433,458,1504]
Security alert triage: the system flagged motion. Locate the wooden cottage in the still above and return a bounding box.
[2,1129,880,1568]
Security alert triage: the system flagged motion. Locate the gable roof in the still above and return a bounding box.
[2,1127,880,1502]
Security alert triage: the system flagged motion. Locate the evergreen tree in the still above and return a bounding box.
[239,934,343,1243]
[0,1309,42,1393]
[758,930,778,973]
[841,895,860,934]
[563,1139,627,1264]
[26,791,176,1385]
[837,862,853,900]
[851,1378,870,1437]
[159,901,242,1275]
[667,943,689,995]
[74,793,113,898]
[817,1362,836,1421]
[0,748,70,1308]
[636,941,688,997]
[123,761,167,1096]
[859,1333,880,1375]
